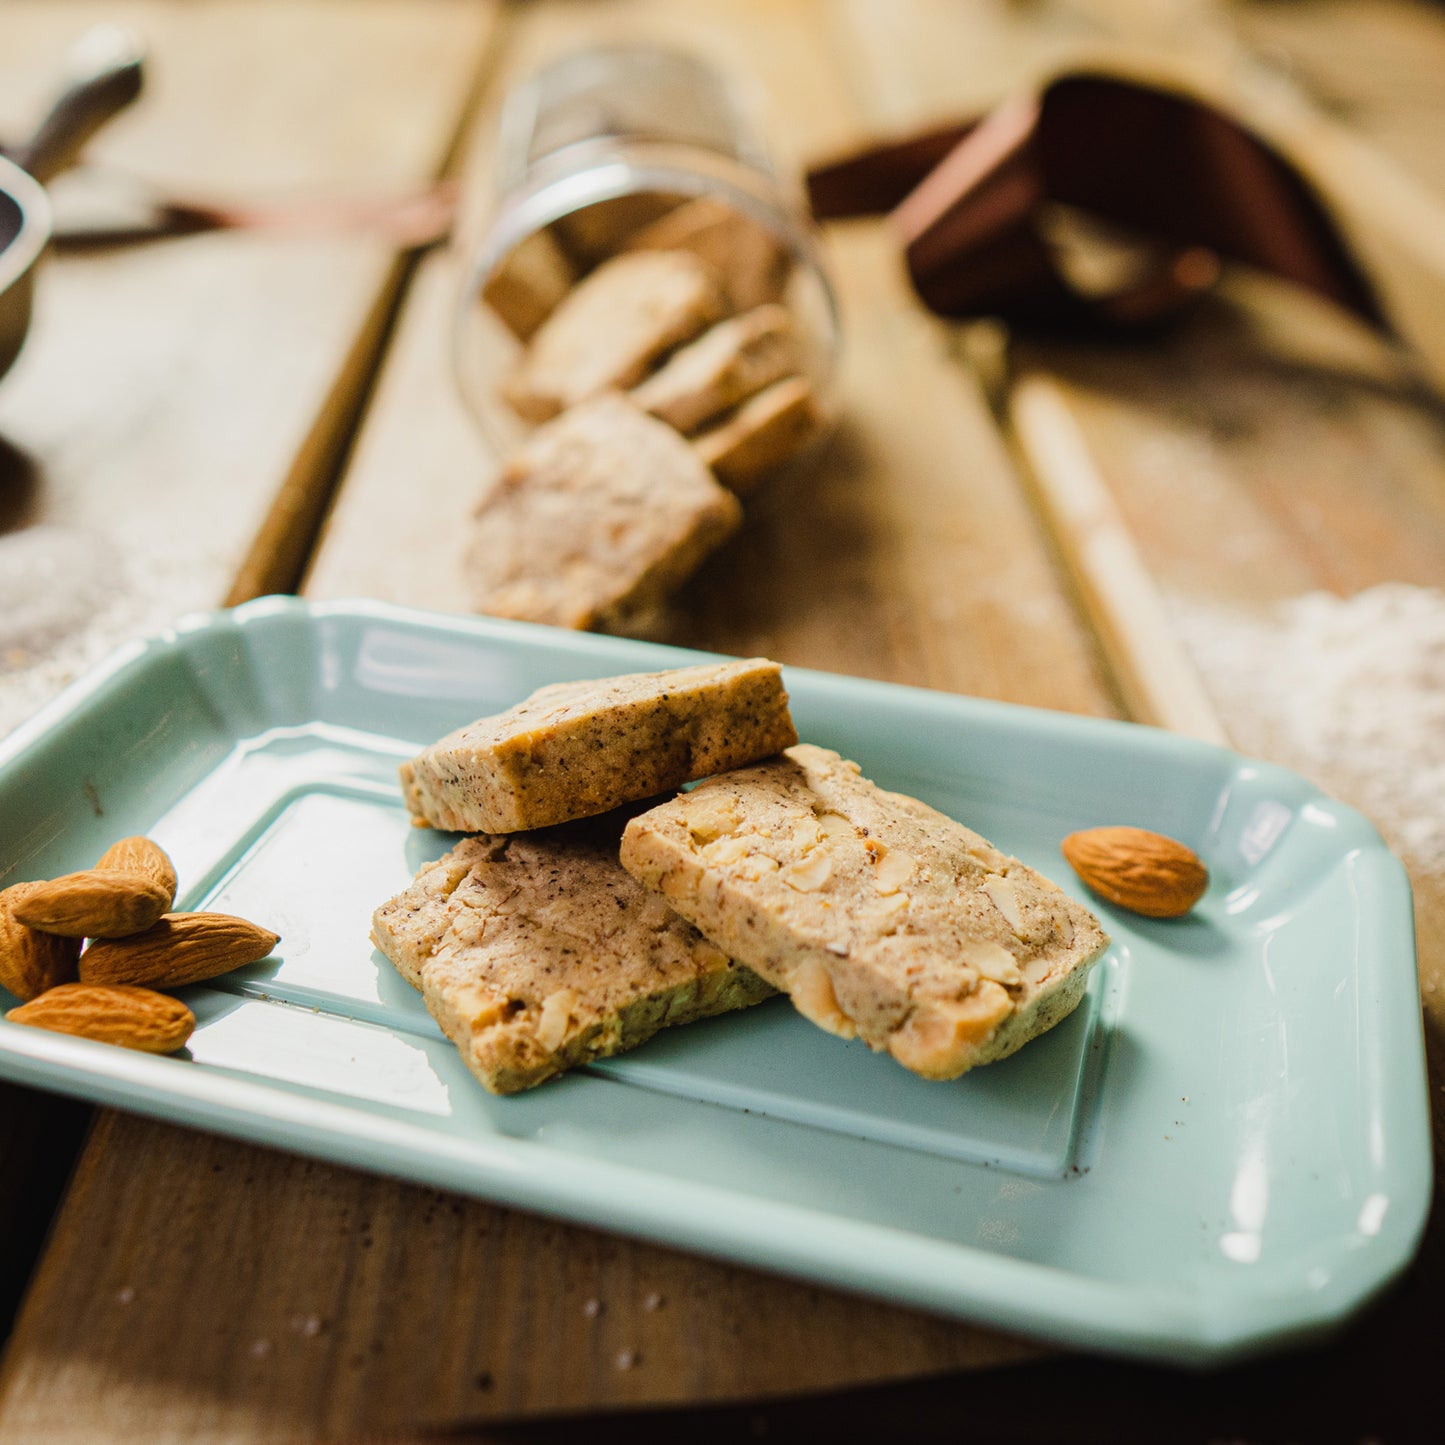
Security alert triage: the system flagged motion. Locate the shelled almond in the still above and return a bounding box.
[3,834,278,1058]
[97,835,179,903]
[8,984,195,1054]
[80,913,280,989]
[0,882,81,1001]
[1060,826,1208,919]
[13,868,172,938]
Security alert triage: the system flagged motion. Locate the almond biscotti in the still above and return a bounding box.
[400,658,798,834]
[501,250,726,423]
[619,744,1108,1080]
[693,375,824,494]
[620,196,789,311]
[466,394,742,630]
[372,814,775,1094]
[630,304,800,434]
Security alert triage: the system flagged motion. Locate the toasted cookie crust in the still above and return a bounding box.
[400,657,797,835]
[620,744,1108,1079]
[372,815,774,1094]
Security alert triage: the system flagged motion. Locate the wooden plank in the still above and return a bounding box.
[0,0,494,737]
[1229,0,1445,198]
[1008,374,1226,742]
[0,1112,1035,1444]
[0,0,499,1435]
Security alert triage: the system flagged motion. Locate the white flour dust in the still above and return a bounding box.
[1177,583,1445,883]
[0,525,202,743]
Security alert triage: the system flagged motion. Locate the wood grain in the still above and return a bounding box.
[0,0,496,732]
[8,0,1445,1437]
[0,0,499,1436]
[0,1113,1035,1444]
[0,0,1121,1437]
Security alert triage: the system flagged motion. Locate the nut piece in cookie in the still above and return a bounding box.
[467,394,742,630]
[400,656,797,834]
[631,304,801,434]
[694,375,825,494]
[619,744,1108,1080]
[371,814,776,1094]
[502,251,726,423]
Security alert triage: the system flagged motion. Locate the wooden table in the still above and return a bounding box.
[1,1,1443,1439]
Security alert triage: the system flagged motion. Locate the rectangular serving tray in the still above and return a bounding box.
[0,599,1429,1364]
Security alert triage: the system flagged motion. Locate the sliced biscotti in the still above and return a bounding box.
[400,657,798,834]
[693,375,824,494]
[630,304,800,434]
[371,815,775,1094]
[481,227,576,341]
[466,394,742,629]
[501,251,726,423]
[621,196,789,311]
[619,744,1108,1080]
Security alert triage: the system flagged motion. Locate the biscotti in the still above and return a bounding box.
[502,251,726,423]
[694,375,824,493]
[466,394,742,629]
[631,304,800,434]
[400,657,798,834]
[619,744,1108,1079]
[621,195,789,311]
[481,227,577,341]
[372,815,775,1094]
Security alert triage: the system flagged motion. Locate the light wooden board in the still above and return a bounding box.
[0,0,495,737]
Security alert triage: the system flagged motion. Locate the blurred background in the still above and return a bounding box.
[2,2,1445,1441]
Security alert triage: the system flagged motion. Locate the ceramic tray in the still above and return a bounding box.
[0,599,1429,1364]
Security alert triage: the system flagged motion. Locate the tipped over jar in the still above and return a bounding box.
[454,43,840,485]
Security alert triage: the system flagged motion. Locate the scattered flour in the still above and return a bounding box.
[0,526,210,743]
[1176,582,1445,883]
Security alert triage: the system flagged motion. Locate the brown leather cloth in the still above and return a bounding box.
[806,73,1388,334]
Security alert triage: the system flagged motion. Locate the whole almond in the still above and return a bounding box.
[1,882,82,1001]
[79,912,280,988]
[12,869,171,939]
[1061,826,1208,919]
[7,983,194,1053]
[96,836,178,908]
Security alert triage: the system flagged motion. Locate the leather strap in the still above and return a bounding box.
[807,72,1386,334]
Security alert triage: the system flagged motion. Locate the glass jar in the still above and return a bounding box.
[454,43,840,461]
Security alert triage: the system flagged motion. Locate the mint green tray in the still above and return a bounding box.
[0,599,1429,1364]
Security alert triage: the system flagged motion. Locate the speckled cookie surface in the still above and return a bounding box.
[400,657,797,834]
[620,744,1108,1079]
[466,395,742,630]
[371,814,775,1094]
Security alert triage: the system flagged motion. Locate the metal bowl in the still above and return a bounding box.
[0,153,52,384]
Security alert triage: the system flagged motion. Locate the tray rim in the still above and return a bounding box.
[0,596,1432,1365]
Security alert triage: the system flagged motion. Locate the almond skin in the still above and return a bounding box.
[0,882,82,1001]
[7,983,194,1053]
[1061,826,1208,919]
[11,868,172,939]
[78,912,280,989]
[96,836,178,909]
